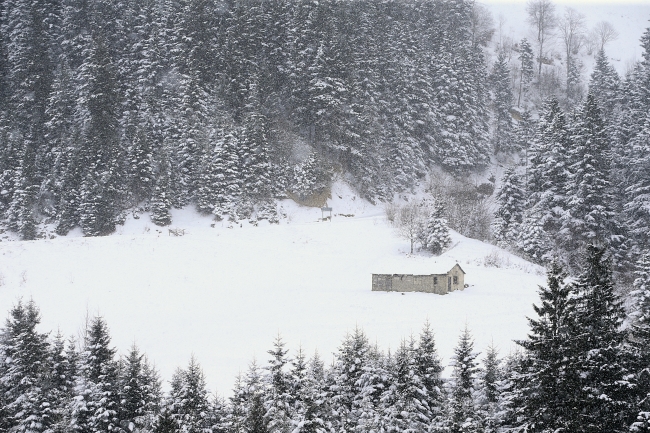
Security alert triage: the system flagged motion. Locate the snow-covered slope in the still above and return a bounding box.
[0,182,544,395]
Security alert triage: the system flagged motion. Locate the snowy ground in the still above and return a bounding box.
[0,182,545,396]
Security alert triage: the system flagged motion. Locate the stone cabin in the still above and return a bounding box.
[372,264,466,295]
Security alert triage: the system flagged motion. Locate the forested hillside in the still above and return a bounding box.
[2,0,650,272]
[0,0,490,240]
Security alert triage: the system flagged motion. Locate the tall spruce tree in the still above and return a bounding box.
[512,260,577,432]
[0,300,51,433]
[568,245,633,432]
[69,316,121,433]
[490,50,514,154]
[630,253,650,432]
[493,167,525,248]
[562,94,619,267]
[447,326,482,433]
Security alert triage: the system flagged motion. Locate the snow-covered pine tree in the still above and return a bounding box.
[562,94,619,268]
[0,300,51,433]
[47,58,82,235]
[517,38,535,108]
[624,111,650,258]
[382,338,431,433]
[264,335,292,433]
[48,331,76,433]
[478,345,502,433]
[167,356,212,433]
[212,131,242,222]
[493,167,525,248]
[415,321,445,429]
[76,31,122,237]
[292,152,330,202]
[120,344,162,432]
[330,328,371,433]
[289,350,330,433]
[515,110,536,165]
[69,316,121,433]
[446,326,482,433]
[511,260,577,432]
[243,361,269,433]
[630,253,650,432]
[566,57,584,109]
[355,344,391,433]
[150,144,173,226]
[516,208,553,263]
[490,50,514,154]
[421,199,451,255]
[527,97,570,241]
[568,246,634,432]
[589,48,621,127]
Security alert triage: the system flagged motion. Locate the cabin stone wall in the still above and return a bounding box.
[372,265,465,295]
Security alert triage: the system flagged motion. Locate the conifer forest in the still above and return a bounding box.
[3,0,650,431]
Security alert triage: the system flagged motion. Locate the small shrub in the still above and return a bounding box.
[483,250,503,268]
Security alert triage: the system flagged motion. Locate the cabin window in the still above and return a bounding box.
[434,277,438,285]
[453,276,458,284]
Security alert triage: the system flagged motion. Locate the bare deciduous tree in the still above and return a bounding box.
[593,21,619,52]
[395,201,425,254]
[471,3,496,48]
[558,8,586,102]
[526,0,557,76]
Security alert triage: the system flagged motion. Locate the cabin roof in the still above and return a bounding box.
[450,263,466,274]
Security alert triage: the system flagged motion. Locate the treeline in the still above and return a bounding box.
[491,24,650,275]
[2,245,650,433]
[0,0,491,239]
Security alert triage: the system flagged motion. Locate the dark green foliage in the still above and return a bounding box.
[493,167,525,248]
[512,260,577,432]
[447,327,482,433]
[490,50,514,154]
[0,300,51,433]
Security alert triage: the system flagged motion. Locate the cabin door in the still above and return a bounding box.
[448,276,451,292]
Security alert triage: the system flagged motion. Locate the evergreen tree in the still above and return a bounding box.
[512,260,577,432]
[527,97,570,238]
[589,48,621,126]
[421,199,451,255]
[120,344,162,432]
[415,321,444,428]
[517,38,535,108]
[289,351,330,433]
[383,338,432,433]
[48,331,76,433]
[562,94,619,266]
[70,316,120,433]
[330,328,370,433]
[150,145,173,226]
[493,167,525,248]
[624,112,650,256]
[447,326,482,433]
[490,50,514,154]
[167,356,212,433]
[630,253,650,432]
[264,335,292,433]
[76,33,122,237]
[567,246,634,432]
[478,345,501,433]
[0,300,51,433]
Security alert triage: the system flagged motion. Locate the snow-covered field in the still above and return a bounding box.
[0,182,545,396]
